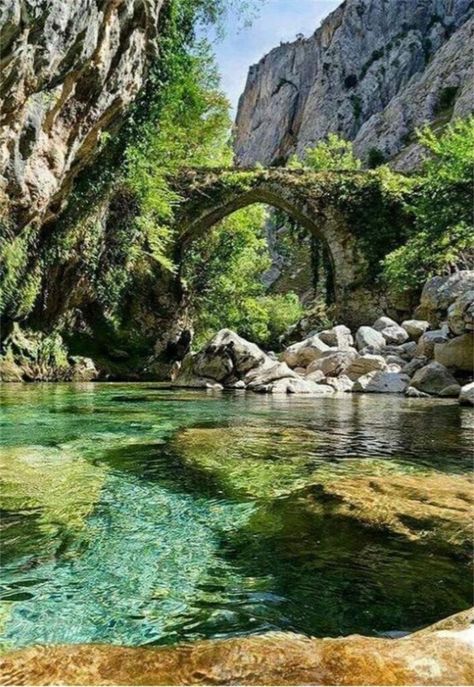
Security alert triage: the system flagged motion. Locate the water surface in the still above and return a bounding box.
[0,383,472,649]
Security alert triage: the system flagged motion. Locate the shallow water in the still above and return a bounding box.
[0,383,472,649]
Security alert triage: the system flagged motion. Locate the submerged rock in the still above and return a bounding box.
[1,608,473,686]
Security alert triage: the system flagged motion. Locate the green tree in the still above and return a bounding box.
[288,133,362,171]
[183,204,303,348]
[383,117,474,291]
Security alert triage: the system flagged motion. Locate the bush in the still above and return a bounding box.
[383,117,474,291]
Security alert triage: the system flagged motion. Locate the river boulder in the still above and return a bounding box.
[318,325,354,349]
[416,329,449,358]
[282,335,331,368]
[417,271,474,325]
[355,326,385,351]
[346,354,387,380]
[401,319,431,341]
[434,334,474,372]
[306,349,358,377]
[447,291,474,336]
[411,362,461,397]
[353,370,410,393]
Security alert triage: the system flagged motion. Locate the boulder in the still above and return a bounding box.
[401,319,431,341]
[318,325,354,349]
[306,349,358,377]
[385,355,405,367]
[371,317,409,346]
[69,356,99,382]
[402,356,429,377]
[282,335,330,368]
[434,334,474,372]
[380,324,409,345]
[322,375,354,392]
[416,329,449,358]
[346,354,387,380]
[411,362,461,396]
[382,342,417,360]
[459,382,474,406]
[417,271,474,324]
[252,377,335,395]
[174,330,268,388]
[373,316,399,332]
[305,369,326,383]
[447,291,474,336]
[353,370,410,393]
[355,326,385,351]
[246,361,298,388]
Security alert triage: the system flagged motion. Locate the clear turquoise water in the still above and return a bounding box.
[0,383,472,648]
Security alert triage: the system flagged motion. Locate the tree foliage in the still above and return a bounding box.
[183,205,303,349]
[383,117,474,291]
[289,133,362,171]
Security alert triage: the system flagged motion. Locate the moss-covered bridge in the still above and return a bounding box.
[172,167,411,326]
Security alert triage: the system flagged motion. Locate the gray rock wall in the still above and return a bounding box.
[234,0,474,168]
[0,0,164,229]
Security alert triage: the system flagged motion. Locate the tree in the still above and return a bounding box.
[383,117,474,291]
[288,133,361,171]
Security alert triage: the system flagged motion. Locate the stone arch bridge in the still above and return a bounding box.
[171,167,409,327]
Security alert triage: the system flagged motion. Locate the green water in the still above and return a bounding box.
[0,383,472,648]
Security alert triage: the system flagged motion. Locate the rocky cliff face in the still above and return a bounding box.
[0,0,164,230]
[234,0,474,169]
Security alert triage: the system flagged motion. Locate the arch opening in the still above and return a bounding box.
[179,198,336,350]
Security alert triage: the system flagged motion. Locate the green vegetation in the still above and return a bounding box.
[383,117,474,291]
[289,133,361,171]
[183,204,303,349]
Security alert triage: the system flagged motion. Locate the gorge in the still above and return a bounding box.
[0,1,473,685]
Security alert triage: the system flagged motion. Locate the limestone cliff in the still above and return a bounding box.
[0,0,164,230]
[234,0,474,169]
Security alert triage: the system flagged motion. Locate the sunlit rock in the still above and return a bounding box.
[346,354,386,380]
[2,608,473,686]
[319,325,354,349]
[282,334,331,368]
[459,382,474,406]
[401,319,431,341]
[355,326,385,351]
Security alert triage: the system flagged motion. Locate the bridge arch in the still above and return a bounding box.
[172,168,406,327]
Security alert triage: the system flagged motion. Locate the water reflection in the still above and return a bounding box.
[0,383,472,648]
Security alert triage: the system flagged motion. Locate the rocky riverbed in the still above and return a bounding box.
[173,271,474,405]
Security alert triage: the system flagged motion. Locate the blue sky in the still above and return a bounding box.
[206,0,340,116]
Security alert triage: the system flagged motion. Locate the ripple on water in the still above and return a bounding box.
[0,384,472,648]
